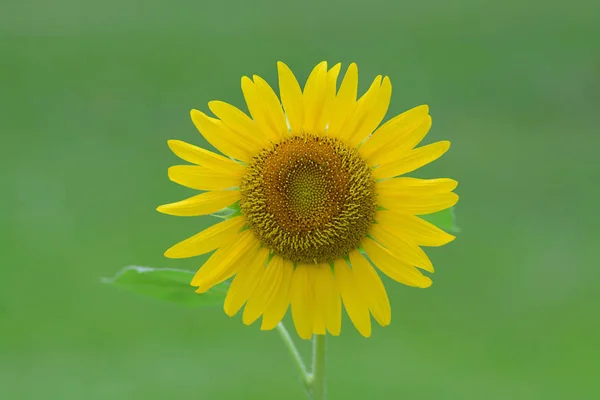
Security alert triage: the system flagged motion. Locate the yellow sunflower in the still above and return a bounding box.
[158,61,458,339]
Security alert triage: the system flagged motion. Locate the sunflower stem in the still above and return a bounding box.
[275,324,327,399]
[308,334,327,400]
[275,323,311,390]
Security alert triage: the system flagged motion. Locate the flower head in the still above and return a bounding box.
[158,61,458,339]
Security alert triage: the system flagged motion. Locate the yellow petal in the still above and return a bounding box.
[191,230,259,291]
[328,287,342,336]
[362,238,432,288]
[290,264,315,340]
[358,105,430,163]
[243,255,284,325]
[191,248,234,291]
[254,76,289,138]
[348,76,392,148]
[261,259,294,330]
[240,77,272,141]
[349,250,391,327]
[166,140,246,175]
[337,75,382,143]
[164,216,245,259]
[168,165,242,190]
[378,191,459,215]
[302,61,328,134]
[313,264,341,336]
[377,178,458,197]
[157,190,240,217]
[328,63,358,138]
[224,247,270,317]
[333,258,371,337]
[315,63,341,134]
[369,224,434,272]
[368,115,433,166]
[277,61,304,134]
[311,264,330,335]
[190,109,254,162]
[376,210,455,247]
[372,140,451,179]
[242,75,288,141]
[208,101,270,149]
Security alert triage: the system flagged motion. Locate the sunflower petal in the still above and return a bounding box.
[164,216,245,259]
[369,116,433,166]
[372,140,451,179]
[253,76,289,136]
[261,259,294,330]
[243,255,284,325]
[190,109,254,162]
[157,190,240,217]
[224,247,270,317]
[242,75,288,141]
[328,63,358,138]
[359,105,430,163]
[191,230,259,292]
[290,264,315,340]
[337,75,382,142]
[167,140,246,174]
[277,61,304,134]
[312,263,333,335]
[315,63,341,134]
[314,265,342,336]
[377,178,458,197]
[333,258,371,337]
[348,76,392,148]
[378,191,459,215]
[376,210,455,247]
[303,61,328,134]
[349,250,391,327]
[208,101,270,149]
[312,276,327,334]
[362,238,432,288]
[168,165,242,190]
[370,224,434,272]
[328,287,342,336]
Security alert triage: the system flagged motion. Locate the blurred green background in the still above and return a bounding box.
[2,0,599,398]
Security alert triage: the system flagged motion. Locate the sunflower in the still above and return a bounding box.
[158,61,458,339]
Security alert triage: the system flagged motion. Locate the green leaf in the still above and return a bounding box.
[102,266,228,307]
[421,207,460,233]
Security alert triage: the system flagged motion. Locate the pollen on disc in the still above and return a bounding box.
[240,134,377,264]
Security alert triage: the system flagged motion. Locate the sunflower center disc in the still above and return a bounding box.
[240,135,377,264]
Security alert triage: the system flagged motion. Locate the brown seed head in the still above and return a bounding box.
[239,134,377,264]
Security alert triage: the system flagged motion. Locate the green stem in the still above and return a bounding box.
[309,334,327,400]
[275,324,328,400]
[275,323,310,388]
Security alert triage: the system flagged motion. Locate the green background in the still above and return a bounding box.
[1,0,598,398]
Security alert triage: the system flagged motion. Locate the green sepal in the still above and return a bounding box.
[210,201,242,219]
